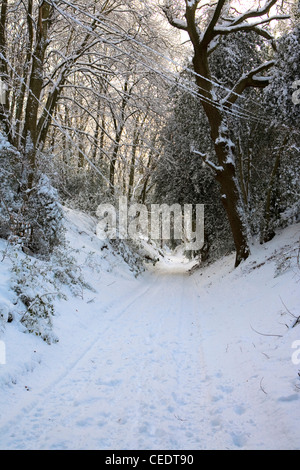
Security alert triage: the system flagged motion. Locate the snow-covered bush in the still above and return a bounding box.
[274,238,300,278]
[0,133,64,257]
[39,149,108,218]
[62,170,106,215]
[0,302,13,334]
[259,26,300,239]
[10,250,59,344]
[264,26,300,128]
[0,135,25,240]
[4,240,92,344]
[109,238,146,276]
[22,174,64,257]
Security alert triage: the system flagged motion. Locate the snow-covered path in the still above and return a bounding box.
[0,269,210,450]
[0,224,300,450]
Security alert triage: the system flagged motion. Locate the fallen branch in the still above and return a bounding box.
[260,377,268,395]
[280,296,300,329]
[250,325,283,338]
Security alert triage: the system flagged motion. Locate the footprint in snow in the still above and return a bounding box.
[233,405,246,416]
[231,432,248,448]
[218,384,234,394]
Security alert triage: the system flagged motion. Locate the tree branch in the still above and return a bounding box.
[162,6,188,31]
[192,148,223,174]
[184,0,203,45]
[222,60,276,108]
[252,26,276,49]
[230,0,281,26]
[202,0,227,45]
[214,15,290,36]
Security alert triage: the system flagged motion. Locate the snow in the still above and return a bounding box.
[192,149,224,173]
[0,208,299,450]
[171,18,188,30]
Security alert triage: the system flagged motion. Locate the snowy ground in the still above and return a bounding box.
[0,209,299,450]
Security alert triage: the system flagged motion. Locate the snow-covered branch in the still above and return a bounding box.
[222,61,276,107]
[162,7,188,32]
[192,148,223,174]
[202,0,227,45]
[229,0,283,27]
[214,15,290,36]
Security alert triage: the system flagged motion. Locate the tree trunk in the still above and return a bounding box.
[215,158,250,266]
[128,119,139,202]
[15,0,33,149]
[22,2,53,189]
[0,0,12,142]
[109,129,123,196]
[164,1,283,266]
[192,49,250,267]
[261,134,288,243]
[109,79,129,196]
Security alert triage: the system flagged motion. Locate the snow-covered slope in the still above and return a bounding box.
[0,209,299,450]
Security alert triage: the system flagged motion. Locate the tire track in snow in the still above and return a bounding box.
[0,276,160,449]
[0,269,217,450]
[1,259,295,450]
[122,272,214,450]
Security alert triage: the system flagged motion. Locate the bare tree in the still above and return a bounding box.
[162,0,289,266]
[0,0,12,142]
[0,0,178,206]
[22,1,54,189]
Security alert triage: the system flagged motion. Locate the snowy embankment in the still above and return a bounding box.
[0,208,299,450]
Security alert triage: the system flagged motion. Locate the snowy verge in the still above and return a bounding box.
[188,222,300,449]
[0,206,152,390]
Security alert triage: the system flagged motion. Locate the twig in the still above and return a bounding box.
[280,296,300,328]
[250,325,283,338]
[278,322,290,329]
[260,377,268,395]
[293,317,300,328]
[174,414,187,422]
[0,241,11,262]
[280,296,297,319]
[261,352,270,359]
